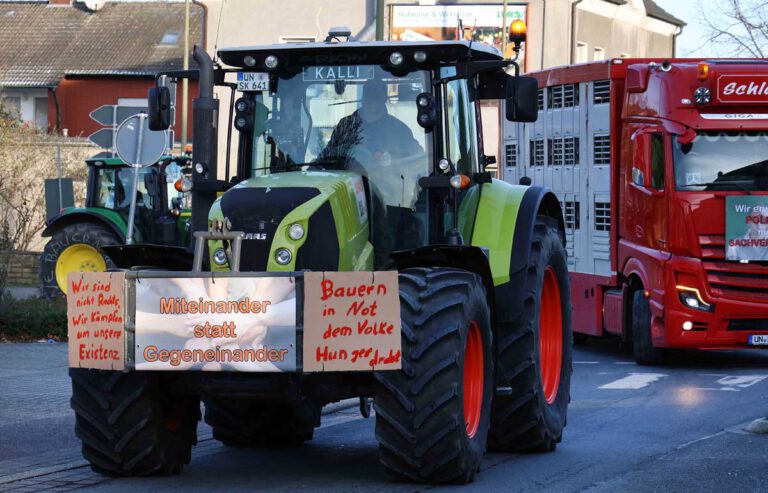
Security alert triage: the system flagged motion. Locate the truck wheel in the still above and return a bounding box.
[631,290,664,365]
[70,369,199,476]
[489,217,572,453]
[41,223,119,298]
[203,397,321,447]
[374,268,493,483]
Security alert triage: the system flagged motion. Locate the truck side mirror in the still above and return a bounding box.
[505,76,538,123]
[148,86,171,131]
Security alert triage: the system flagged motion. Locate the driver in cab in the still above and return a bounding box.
[321,79,422,165]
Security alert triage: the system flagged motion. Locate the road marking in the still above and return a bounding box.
[574,361,599,364]
[717,375,767,388]
[614,361,637,365]
[694,387,740,392]
[599,373,667,390]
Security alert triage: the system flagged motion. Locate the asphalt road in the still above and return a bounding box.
[1,340,767,492]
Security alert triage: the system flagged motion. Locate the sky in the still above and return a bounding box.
[657,0,720,57]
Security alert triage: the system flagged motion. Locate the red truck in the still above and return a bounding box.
[503,58,768,364]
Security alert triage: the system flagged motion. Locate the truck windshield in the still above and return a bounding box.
[673,131,768,192]
[250,65,431,209]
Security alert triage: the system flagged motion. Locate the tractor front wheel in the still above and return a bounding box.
[41,223,119,298]
[489,216,572,453]
[70,369,199,476]
[374,268,493,483]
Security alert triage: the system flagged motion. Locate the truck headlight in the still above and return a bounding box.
[212,248,228,266]
[275,248,292,265]
[288,223,304,241]
[677,286,713,312]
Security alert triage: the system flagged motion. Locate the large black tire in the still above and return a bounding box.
[631,290,664,365]
[41,223,119,298]
[203,397,321,447]
[70,369,199,476]
[489,217,572,453]
[374,268,494,484]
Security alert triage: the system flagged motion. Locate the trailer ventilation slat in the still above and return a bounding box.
[548,137,579,165]
[548,83,580,109]
[530,139,545,166]
[593,80,611,105]
[538,88,545,111]
[593,134,610,165]
[561,200,580,230]
[594,202,611,231]
[505,143,517,167]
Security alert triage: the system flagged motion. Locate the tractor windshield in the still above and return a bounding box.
[250,66,432,209]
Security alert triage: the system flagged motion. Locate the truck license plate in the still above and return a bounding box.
[236,72,269,91]
[749,335,768,345]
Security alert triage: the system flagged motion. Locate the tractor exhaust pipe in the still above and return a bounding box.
[190,45,219,250]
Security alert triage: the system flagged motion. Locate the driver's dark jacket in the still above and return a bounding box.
[320,109,422,160]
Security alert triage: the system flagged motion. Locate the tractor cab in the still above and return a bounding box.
[84,153,192,246]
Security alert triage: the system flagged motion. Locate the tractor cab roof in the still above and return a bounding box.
[217,40,503,71]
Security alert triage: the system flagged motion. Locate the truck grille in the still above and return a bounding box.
[703,260,768,303]
[699,234,725,259]
[728,319,768,331]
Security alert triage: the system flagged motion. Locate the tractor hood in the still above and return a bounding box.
[208,170,371,272]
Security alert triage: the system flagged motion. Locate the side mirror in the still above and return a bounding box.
[148,86,171,131]
[505,76,538,123]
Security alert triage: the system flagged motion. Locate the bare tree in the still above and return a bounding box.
[697,0,768,57]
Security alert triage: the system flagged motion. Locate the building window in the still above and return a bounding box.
[576,42,588,63]
[505,143,517,167]
[160,31,180,45]
[548,136,579,165]
[1,96,20,118]
[593,80,611,104]
[548,84,580,109]
[594,202,611,231]
[530,139,545,166]
[34,97,47,129]
[562,200,580,230]
[279,36,316,43]
[594,47,605,61]
[593,134,610,164]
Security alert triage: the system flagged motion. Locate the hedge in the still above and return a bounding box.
[0,297,67,342]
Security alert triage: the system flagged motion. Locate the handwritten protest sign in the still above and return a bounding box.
[67,272,125,370]
[303,271,401,372]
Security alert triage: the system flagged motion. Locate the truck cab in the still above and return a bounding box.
[503,58,768,363]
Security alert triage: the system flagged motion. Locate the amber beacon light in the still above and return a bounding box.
[509,20,527,47]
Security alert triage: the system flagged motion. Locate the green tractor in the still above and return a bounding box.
[40,153,193,297]
[68,25,572,484]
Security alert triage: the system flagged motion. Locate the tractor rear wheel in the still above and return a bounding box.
[631,290,664,365]
[489,217,572,453]
[70,369,198,476]
[374,267,493,483]
[203,397,321,447]
[41,223,119,298]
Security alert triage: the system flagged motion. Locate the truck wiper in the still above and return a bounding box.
[679,179,754,195]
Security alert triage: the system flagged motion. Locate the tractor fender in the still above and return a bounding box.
[471,182,565,325]
[42,210,131,242]
[391,244,496,323]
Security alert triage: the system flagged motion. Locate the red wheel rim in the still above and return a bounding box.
[539,266,563,405]
[463,321,483,438]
